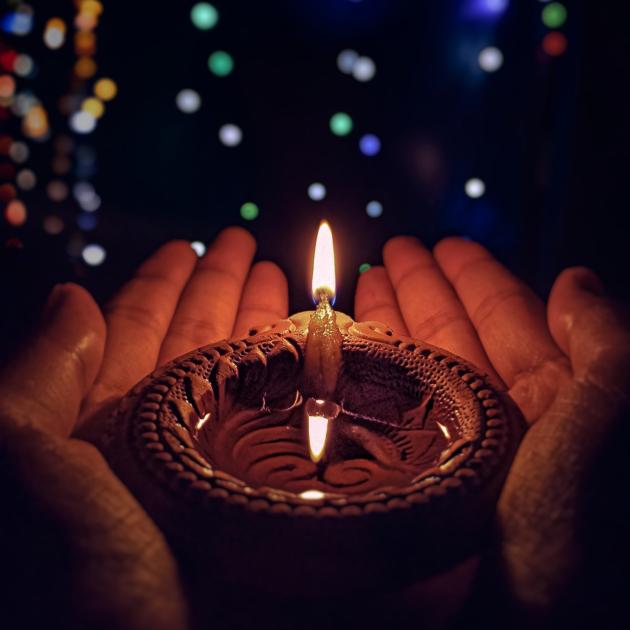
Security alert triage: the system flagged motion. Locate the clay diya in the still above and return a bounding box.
[101,222,523,597]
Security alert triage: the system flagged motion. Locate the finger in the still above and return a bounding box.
[91,241,197,405]
[354,266,409,336]
[232,261,289,337]
[158,227,256,364]
[434,237,570,421]
[548,267,630,395]
[0,284,105,438]
[383,236,497,378]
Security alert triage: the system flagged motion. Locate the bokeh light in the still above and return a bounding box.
[82,243,106,266]
[478,46,504,72]
[337,49,358,74]
[218,123,242,147]
[352,56,376,82]
[9,141,29,163]
[240,202,259,221]
[366,200,383,218]
[94,78,117,101]
[176,89,201,113]
[0,183,16,202]
[42,215,64,235]
[359,134,381,156]
[307,182,327,201]
[465,177,486,198]
[52,155,72,175]
[44,18,66,50]
[1,6,34,36]
[542,32,568,57]
[82,97,104,119]
[13,54,34,77]
[330,112,353,136]
[542,3,567,29]
[77,212,98,231]
[16,169,36,190]
[47,180,69,201]
[70,110,97,134]
[191,241,206,257]
[0,75,16,98]
[191,3,219,30]
[74,57,97,79]
[208,51,234,77]
[4,200,27,226]
[22,105,49,139]
[359,263,372,274]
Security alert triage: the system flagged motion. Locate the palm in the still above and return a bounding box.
[355,236,629,616]
[0,228,289,629]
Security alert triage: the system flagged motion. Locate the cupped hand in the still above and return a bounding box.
[355,236,630,620]
[0,227,288,630]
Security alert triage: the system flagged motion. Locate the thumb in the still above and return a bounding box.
[547,266,630,398]
[0,283,106,438]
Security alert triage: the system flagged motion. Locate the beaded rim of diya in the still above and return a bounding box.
[101,222,524,596]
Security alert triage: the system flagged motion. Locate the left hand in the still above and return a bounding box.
[0,227,288,630]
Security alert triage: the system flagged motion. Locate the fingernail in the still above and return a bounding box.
[575,269,605,296]
[42,284,66,320]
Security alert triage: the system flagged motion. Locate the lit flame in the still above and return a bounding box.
[308,414,329,463]
[311,220,336,302]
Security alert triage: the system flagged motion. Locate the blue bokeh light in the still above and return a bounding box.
[359,134,381,157]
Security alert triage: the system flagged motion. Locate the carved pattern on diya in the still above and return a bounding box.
[102,314,521,518]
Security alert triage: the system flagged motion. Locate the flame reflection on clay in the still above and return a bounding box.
[437,421,451,440]
[308,414,330,462]
[299,489,325,500]
[196,412,211,432]
[311,220,336,302]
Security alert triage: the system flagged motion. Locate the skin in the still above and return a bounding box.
[0,228,627,627]
[356,236,630,625]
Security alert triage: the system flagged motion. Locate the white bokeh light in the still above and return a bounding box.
[80,193,101,212]
[176,89,201,113]
[465,178,486,198]
[366,200,383,218]
[191,241,206,257]
[307,182,327,201]
[218,123,242,147]
[70,111,96,134]
[82,244,106,266]
[352,56,376,82]
[44,27,65,50]
[478,47,504,72]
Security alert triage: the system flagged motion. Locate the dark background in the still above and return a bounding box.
[1,0,628,357]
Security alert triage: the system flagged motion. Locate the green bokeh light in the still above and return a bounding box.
[240,202,259,221]
[208,51,234,77]
[542,3,567,29]
[191,3,219,30]
[330,112,353,136]
[359,263,372,274]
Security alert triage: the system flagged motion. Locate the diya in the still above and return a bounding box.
[101,222,524,597]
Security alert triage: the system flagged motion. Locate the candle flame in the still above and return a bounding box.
[311,220,336,302]
[308,414,329,463]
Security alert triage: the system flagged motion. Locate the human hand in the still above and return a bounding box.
[0,227,288,630]
[355,236,630,622]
